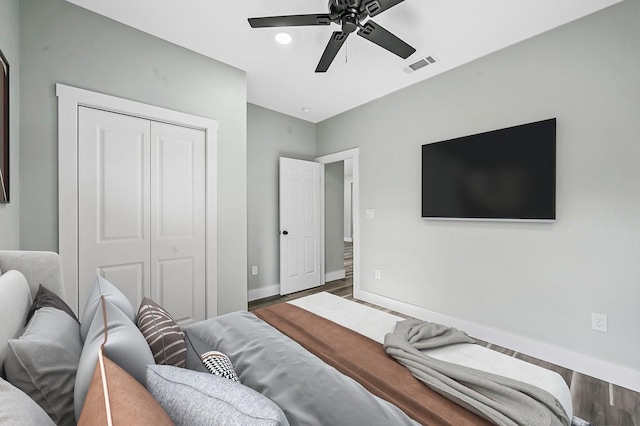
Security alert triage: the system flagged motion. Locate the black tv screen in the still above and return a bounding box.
[422,118,556,221]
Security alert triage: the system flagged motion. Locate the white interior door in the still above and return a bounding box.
[150,121,206,325]
[279,157,322,295]
[78,107,151,313]
[78,107,206,323]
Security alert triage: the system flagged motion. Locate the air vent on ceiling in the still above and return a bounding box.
[403,55,437,74]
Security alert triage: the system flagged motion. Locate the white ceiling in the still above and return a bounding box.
[65,0,622,123]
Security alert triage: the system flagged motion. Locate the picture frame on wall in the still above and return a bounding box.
[0,48,8,203]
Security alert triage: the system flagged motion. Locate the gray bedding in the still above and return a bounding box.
[185,311,420,426]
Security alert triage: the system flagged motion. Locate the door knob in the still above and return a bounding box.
[282,230,288,235]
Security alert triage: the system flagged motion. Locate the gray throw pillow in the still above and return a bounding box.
[0,377,56,425]
[74,297,154,420]
[146,364,290,426]
[183,330,210,374]
[79,276,135,342]
[5,307,81,426]
[0,270,31,377]
[27,284,78,324]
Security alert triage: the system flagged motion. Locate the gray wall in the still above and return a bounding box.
[19,0,247,314]
[325,161,345,276]
[317,1,640,371]
[0,0,20,249]
[247,104,316,297]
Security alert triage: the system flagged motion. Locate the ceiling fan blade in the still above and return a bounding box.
[315,32,349,73]
[360,0,405,17]
[357,20,415,59]
[248,14,332,28]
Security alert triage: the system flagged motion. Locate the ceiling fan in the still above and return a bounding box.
[248,0,416,73]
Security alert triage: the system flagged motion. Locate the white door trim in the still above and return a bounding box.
[56,83,218,317]
[315,148,360,298]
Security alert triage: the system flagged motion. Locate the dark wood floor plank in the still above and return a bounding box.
[610,383,640,426]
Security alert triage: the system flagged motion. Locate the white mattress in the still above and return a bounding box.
[288,292,572,419]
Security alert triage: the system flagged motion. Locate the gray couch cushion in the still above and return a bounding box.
[0,251,65,300]
[4,307,82,426]
[0,270,32,378]
[80,276,135,342]
[146,364,289,426]
[0,377,56,425]
[75,297,154,420]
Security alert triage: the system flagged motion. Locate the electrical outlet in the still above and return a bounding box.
[251,266,258,276]
[374,269,381,279]
[591,313,608,332]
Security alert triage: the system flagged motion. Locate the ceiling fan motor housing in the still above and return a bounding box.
[341,12,359,33]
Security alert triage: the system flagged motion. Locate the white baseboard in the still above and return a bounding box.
[325,269,345,282]
[248,285,280,302]
[344,237,353,242]
[249,273,345,302]
[354,288,640,393]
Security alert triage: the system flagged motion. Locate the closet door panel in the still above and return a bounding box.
[78,107,151,314]
[99,262,146,307]
[151,122,206,325]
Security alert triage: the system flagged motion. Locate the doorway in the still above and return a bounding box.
[316,148,360,299]
[322,160,353,297]
[251,148,360,310]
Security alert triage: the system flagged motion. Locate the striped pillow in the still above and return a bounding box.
[137,298,186,368]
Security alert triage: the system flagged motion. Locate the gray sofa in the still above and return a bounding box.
[0,251,67,425]
[0,250,67,371]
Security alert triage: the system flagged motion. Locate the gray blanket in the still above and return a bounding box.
[384,319,570,426]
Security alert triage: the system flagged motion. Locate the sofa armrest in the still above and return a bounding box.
[0,251,65,301]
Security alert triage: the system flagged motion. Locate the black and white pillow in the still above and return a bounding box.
[200,351,239,382]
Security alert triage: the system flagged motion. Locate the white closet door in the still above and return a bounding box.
[150,121,206,325]
[78,107,206,324]
[78,107,151,314]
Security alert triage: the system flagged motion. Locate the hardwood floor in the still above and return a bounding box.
[249,242,640,426]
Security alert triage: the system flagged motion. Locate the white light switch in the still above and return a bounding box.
[366,209,375,219]
[251,266,258,276]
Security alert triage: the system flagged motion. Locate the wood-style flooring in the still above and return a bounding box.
[248,242,640,426]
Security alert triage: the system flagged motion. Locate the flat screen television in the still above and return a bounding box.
[422,118,556,221]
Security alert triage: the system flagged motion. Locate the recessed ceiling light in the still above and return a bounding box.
[275,32,292,45]
[301,106,311,113]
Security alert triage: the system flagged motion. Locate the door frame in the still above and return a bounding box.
[315,148,361,298]
[56,83,218,316]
